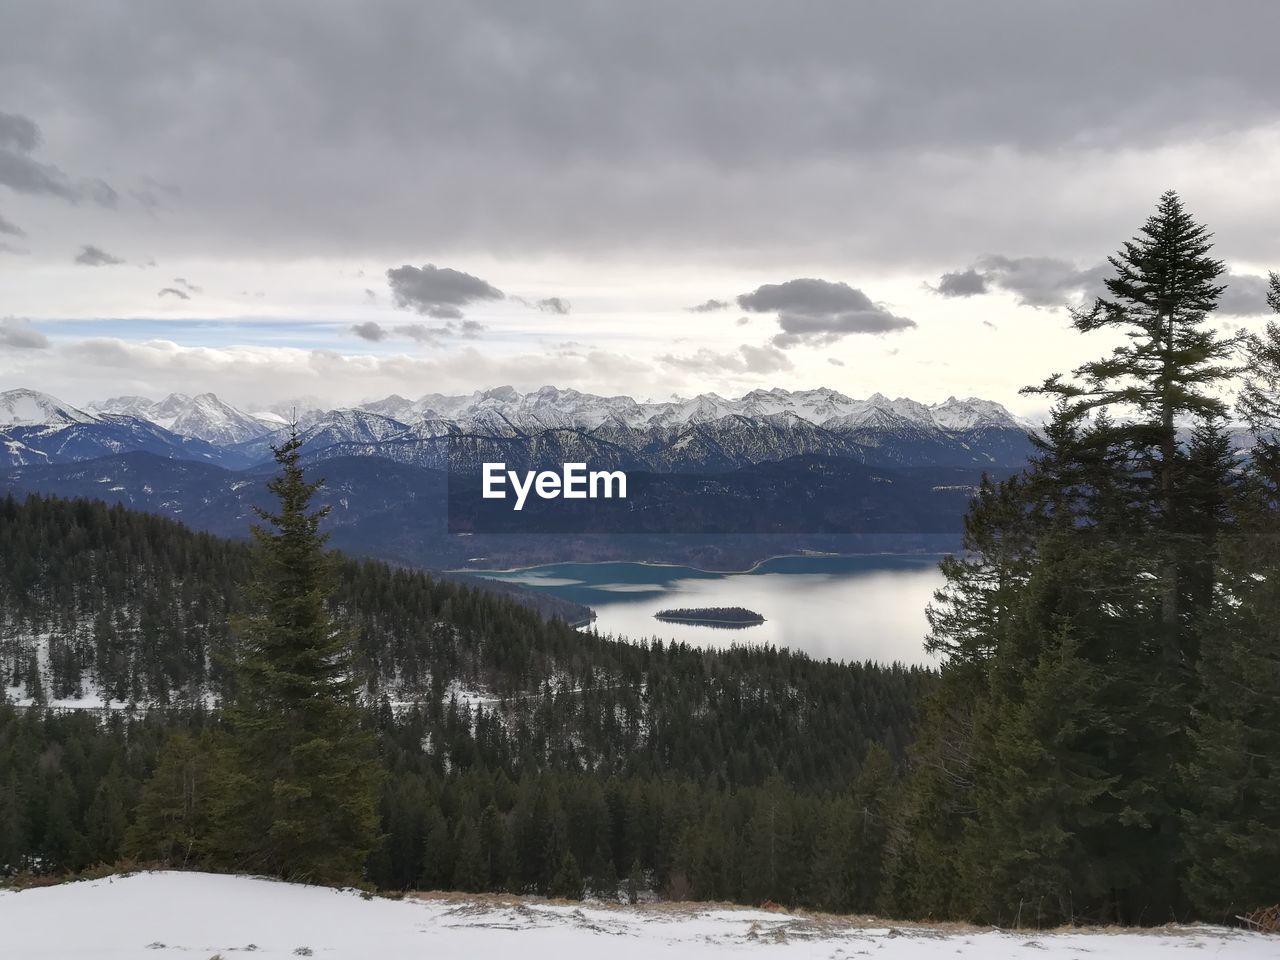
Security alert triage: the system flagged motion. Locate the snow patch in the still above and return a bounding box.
[0,872,1270,960]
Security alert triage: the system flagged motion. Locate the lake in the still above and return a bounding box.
[475,554,948,666]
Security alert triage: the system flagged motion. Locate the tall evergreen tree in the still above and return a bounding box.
[208,431,381,884]
[1029,190,1236,640]
[902,194,1246,924]
[1180,487,1280,920]
[1180,269,1280,920]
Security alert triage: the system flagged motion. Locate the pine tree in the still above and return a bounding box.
[1180,274,1280,920]
[86,766,130,865]
[418,808,454,889]
[961,624,1115,926]
[451,817,487,892]
[1028,190,1237,643]
[847,744,895,911]
[592,848,619,901]
[626,859,643,904]
[208,431,381,884]
[478,801,514,890]
[549,849,584,899]
[127,733,214,867]
[1180,499,1280,920]
[950,192,1248,922]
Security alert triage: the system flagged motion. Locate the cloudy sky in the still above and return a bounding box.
[3,0,1280,414]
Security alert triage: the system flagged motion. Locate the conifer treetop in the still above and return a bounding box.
[1025,190,1240,429]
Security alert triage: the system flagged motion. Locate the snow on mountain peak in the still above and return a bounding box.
[88,391,276,444]
[928,396,1022,431]
[0,388,99,427]
[63,385,1028,445]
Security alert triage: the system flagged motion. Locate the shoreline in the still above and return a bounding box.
[449,549,952,578]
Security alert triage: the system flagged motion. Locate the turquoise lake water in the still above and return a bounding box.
[477,554,947,666]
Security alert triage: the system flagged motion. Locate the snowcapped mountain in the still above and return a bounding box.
[291,409,411,447]
[92,392,276,445]
[355,385,1031,437]
[230,409,414,463]
[0,385,1034,473]
[0,389,234,469]
[360,393,420,421]
[1,384,1033,567]
[929,395,1036,431]
[0,388,99,427]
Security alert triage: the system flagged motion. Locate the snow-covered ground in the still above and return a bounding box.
[0,872,1272,960]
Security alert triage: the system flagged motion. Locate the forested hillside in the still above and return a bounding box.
[0,492,928,903]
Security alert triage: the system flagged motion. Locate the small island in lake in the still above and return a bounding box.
[653,606,766,627]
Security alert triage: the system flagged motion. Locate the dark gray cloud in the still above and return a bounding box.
[934,269,988,297]
[4,4,1280,267]
[0,212,24,237]
[172,277,202,294]
[975,256,1111,308]
[74,244,125,266]
[0,111,117,206]
[157,287,189,299]
[0,317,48,349]
[738,278,916,348]
[0,112,39,152]
[688,299,729,313]
[932,256,1109,308]
[827,357,845,366]
[1217,271,1275,317]
[935,256,1273,316]
[351,320,387,341]
[387,264,504,318]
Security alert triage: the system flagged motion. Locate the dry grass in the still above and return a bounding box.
[1240,904,1280,934]
[398,888,1265,939]
[399,889,1017,934]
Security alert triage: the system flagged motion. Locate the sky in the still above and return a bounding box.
[2,0,1280,415]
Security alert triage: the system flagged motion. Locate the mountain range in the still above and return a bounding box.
[0,384,1035,567]
[3,385,1036,472]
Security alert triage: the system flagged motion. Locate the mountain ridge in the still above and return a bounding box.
[1,385,1037,473]
[0,384,1031,565]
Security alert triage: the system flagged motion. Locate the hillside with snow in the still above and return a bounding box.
[0,872,1270,960]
